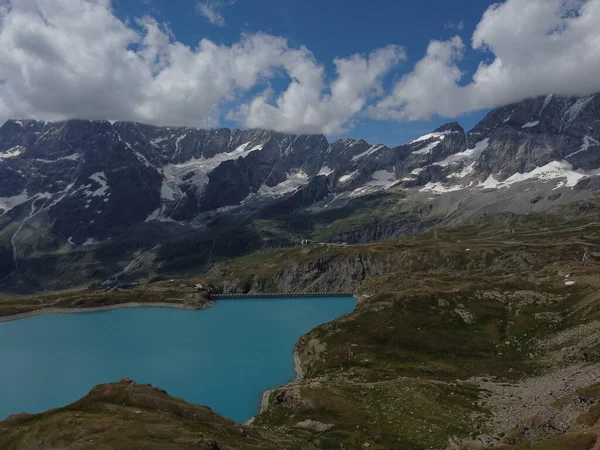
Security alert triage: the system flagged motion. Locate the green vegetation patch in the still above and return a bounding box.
[0,379,311,450]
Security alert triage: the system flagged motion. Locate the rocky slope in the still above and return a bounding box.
[1,93,600,291]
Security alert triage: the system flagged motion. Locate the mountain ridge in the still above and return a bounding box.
[1,93,600,291]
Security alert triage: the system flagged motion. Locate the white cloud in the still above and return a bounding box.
[372,0,600,121]
[1,0,598,135]
[370,36,465,121]
[0,0,145,122]
[236,45,406,134]
[196,0,233,27]
[0,0,403,134]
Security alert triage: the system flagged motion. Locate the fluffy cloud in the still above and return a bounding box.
[370,37,465,121]
[372,0,600,121]
[1,0,599,134]
[0,0,143,123]
[0,0,402,134]
[0,0,284,127]
[196,0,232,27]
[237,45,406,134]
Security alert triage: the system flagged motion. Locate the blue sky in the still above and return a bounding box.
[1,0,598,148]
[112,0,495,146]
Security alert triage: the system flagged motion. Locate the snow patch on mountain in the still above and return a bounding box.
[133,150,155,169]
[566,135,600,159]
[160,141,265,201]
[174,132,189,156]
[504,161,586,188]
[351,170,398,197]
[564,95,595,127]
[0,146,24,159]
[86,172,109,197]
[150,135,171,147]
[403,167,424,181]
[258,170,309,197]
[541,94,554,113]
[351,144,385,161]
[61,153,81,161]
[421,182,464,194]
[160,181,177,201]
[145,206,181,223]
[435,139,490,167]
[318,166,333,176]
[475,161,587,191]
[522,121,540,129]
[369,170,397,186]
[339,171,358,183]
[448,162,476,179]
[0,191,30,214]
[34,153,82,163]
[409,130,455,145]
[478,175,504,190]
[413,141,440,155]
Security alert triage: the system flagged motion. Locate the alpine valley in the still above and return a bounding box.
[2,94,600,450]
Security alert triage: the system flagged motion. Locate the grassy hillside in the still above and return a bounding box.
[0,379,313,450]
[207,214,600,448]
[2,213,600,449]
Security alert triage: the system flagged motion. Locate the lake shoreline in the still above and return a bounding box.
[0,302,197,323]
[252,301,356,421]
[2,295,354,426]
[250,342,306,423]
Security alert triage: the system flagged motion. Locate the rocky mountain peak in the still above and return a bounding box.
[434,122,464,133]
[332,137,366,147]
[470,93,600,136]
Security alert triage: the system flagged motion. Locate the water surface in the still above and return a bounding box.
[0,296,355,422]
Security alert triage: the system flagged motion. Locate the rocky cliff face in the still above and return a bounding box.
[1,93,600,290]
[209,237,563,296]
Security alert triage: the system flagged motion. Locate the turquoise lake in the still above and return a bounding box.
[0,296,355,422]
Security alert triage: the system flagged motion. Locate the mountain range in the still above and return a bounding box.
[1,93,599,292]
